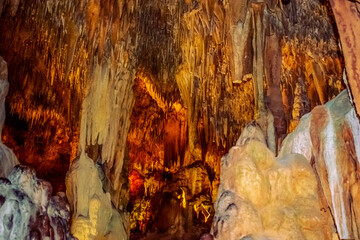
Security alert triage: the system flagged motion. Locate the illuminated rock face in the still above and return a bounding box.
[212,125,336,240]
[0,0,344,192]
[0,165,73,240]
[0,56,18,177]
[280,90,360,239]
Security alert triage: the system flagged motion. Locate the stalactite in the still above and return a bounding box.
[251,2,266,123]
[232,9,253,84]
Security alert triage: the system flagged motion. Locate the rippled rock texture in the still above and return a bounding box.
[211,123,336,240]
[0,165,73,240]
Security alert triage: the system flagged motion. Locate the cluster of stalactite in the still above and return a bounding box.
[133,0,344,159]
[280,0,344,132]
[127,74,225,239]
[2,117,75,192]
[0,0,136,208]
[126,0,345,238]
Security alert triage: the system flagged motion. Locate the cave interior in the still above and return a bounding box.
[0,0,360,240]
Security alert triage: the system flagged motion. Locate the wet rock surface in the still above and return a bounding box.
[0,165,73,240]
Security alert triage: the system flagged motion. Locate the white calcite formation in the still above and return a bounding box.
[0,56,19,178]
[66,151,127,240]
[280,90,360,239]
[0,165,73,240]
[211,123,336,240]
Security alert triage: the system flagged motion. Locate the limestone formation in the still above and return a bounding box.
[0,56,18,177]
[211,124,336,240]
[0,0,135,207]
[0,165,73,240]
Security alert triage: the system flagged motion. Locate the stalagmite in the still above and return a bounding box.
[212,123,336,240]
[66,150,127,240]
[66,61,132,237]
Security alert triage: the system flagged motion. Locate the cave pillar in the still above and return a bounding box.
[250,2,276,153]
[251,2,266,119]
[264,26,286,152]
[329,0,360,117]
[188,76,201,162]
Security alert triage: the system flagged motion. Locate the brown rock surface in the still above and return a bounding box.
[329,0,360,117]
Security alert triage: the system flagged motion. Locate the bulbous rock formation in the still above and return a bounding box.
[280,90,360,239]
[211,123,336,240]
[0,165,73,240]
[66,151,128,240]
